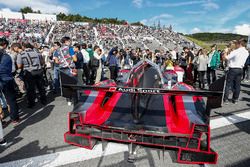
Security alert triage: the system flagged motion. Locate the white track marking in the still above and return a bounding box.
[0,143,129,167]
[210,111,250,129]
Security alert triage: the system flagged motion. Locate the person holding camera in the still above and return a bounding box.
[223,39,249,104]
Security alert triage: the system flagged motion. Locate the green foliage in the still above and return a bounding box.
[131,22,144,26]
[185,36,207,48]
[19,7,33,14]
[57,13,129,25]
[186,33,248,50]
[19,7,145,26]
[187,33,247,43]
[19,6,41,14]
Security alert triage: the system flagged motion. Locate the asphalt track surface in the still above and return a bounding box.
[0,80,250,167]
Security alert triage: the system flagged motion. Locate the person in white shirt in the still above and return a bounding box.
[81,43,90,85]
[223,39,249,104]
[170,50,177,61]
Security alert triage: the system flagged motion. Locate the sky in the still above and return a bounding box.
[0,0,250,35]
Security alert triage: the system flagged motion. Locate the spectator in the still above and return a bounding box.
[87,44,94,59]
[94,47,104,83]
[0,38,19,124]
[242,55,250,82]
[17,42,47,108]
[107,47,119,81]
[11,43,25,94]
[207,44,220,85]
[174,61,184,82]
[42,45,53,90]
[81,43,90,85]
[183,47,194,83]
[243,52,250,82]
[0,120,7,146]
[196,49,208,89]
[52,41,62,93]
[223,39,249,104]
[221,41,237,72]
[179,51,187,79]
[88,44,97,84]
[192,52,199,84]
[60,37,73,68]
[73,43,84,85]
[130,49,141,65]
[170,49,177,61]
[0,87,8,146]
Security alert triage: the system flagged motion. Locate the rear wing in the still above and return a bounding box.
[62,84,223,97]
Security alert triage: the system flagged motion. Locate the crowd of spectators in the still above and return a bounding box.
[0,18,52,44]
[0,19,250,146]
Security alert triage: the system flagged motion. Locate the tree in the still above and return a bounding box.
[131,22,144,26]
[18,7,144,26]
[57,13,66,21]
[19,6,33,14]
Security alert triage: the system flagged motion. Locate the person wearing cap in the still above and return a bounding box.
[223,39,249,104]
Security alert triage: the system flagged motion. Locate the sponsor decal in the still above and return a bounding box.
[116,87,160,93]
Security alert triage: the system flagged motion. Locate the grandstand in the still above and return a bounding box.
[0,10,196,51]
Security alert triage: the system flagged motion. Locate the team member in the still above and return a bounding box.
[223,39,249,104]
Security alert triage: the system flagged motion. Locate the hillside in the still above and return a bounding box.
[187,32,247,42]
[185,33,248,50]
[185,36,226,50]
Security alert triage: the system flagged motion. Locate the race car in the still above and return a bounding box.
[61,59,223,165]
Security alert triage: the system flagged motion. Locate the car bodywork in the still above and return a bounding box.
[61,59,223,164]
